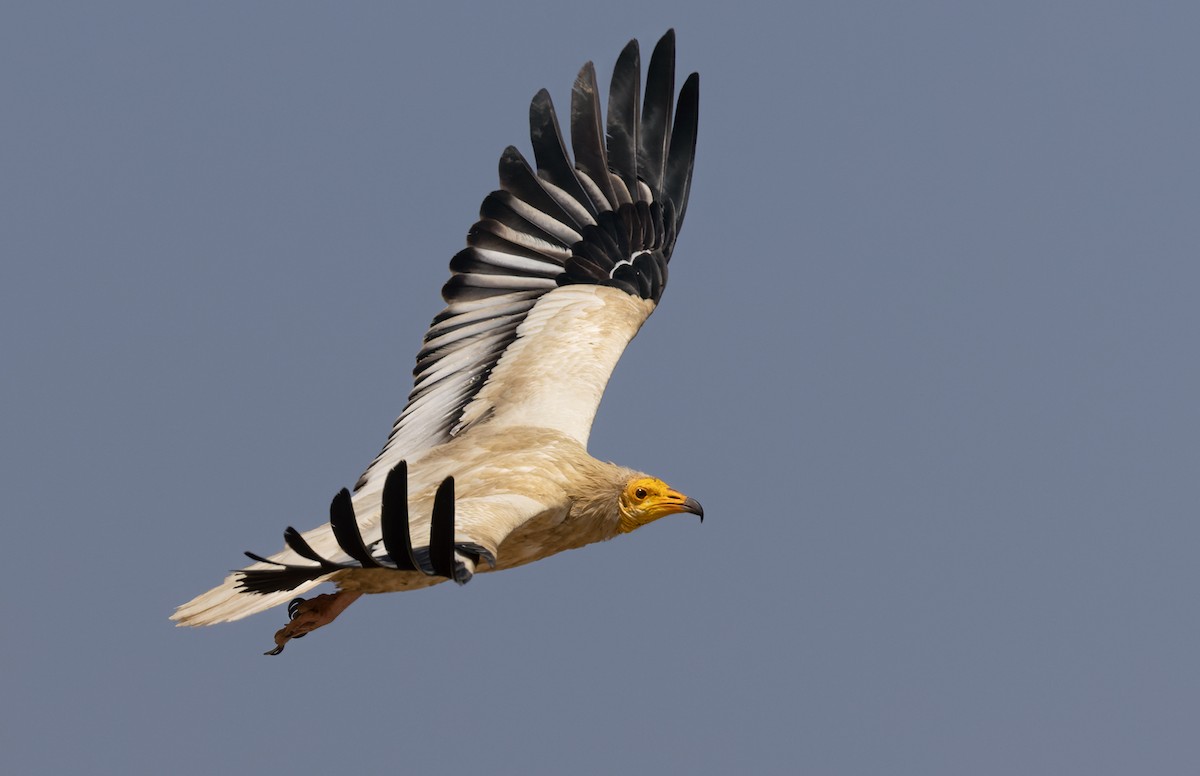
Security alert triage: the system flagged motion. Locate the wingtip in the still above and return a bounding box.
[574,60,597,87]
[653,29,676,59]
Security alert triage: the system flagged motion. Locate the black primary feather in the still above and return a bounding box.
[329,487,381,568]
[427,477,457,578]
[380,462,421,572]
[638,30,675,200]
[606,39,641,199]
[570,62,618,209]
[236,566,330,595]
[663,71,699,245]
[282,527,341,570]
[529,90,598,218]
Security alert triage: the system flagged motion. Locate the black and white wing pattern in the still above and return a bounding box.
[354,30,698,495]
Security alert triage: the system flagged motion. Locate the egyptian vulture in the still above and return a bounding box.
[173,30,701,654]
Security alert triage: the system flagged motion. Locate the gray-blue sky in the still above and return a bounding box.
[3,2,1198,773]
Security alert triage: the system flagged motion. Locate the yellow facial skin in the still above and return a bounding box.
[617,476,704,534]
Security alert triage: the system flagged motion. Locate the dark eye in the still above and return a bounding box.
[634,487,648,500]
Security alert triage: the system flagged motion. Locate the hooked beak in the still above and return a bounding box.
[662,489,704,523]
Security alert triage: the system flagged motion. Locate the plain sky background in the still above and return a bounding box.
[3,2,1198,773]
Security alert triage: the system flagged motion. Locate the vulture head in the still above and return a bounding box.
[617,475,704,534]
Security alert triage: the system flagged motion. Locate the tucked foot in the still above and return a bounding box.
[453,552,476,585]
[449,543,495,585]
[265,590,363,656]
[456,542,496,569]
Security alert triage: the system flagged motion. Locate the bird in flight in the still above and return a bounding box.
[173,30,701,654]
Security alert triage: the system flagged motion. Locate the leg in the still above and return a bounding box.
[265,590,362,655]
